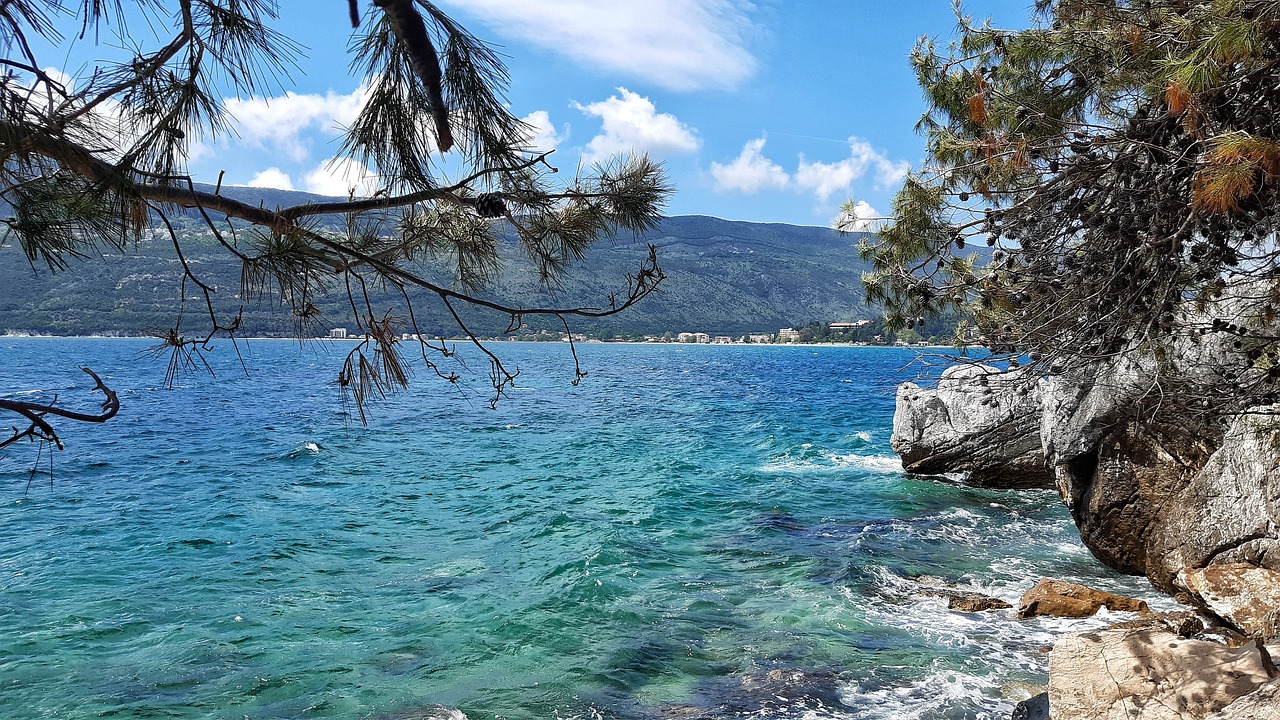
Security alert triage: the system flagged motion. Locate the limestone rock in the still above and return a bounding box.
[1178,564,1280,642]
[891,364,1052,488]
[1040,359,1220,585]
[1039,356,1279,593]
[1011,692,1048,720]
[1148,415,1280,590]
[1017,578,1148,619]
[1203,678,1280,720]
[914,585,1014,612]
[888,285,1280,593]
[1107,611,1207,638]
[1048,626,1275,720]
[947,593,1013,612]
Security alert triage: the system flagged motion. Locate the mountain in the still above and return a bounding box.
[0,187,879,338]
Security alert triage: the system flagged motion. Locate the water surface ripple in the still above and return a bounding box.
[0,340,1162,719]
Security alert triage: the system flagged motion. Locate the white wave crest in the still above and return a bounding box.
[760,451,903,474]
[839,665,1012,720]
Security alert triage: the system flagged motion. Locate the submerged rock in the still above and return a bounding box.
[369,706,468,720]
[948,593,1013,613]
[1178,563,1280,642]
[913,583,1013,612]
[891,364,1052,488]
[1016,578,1148,620]
[654,667,851,719]
[1048,626,1275,720]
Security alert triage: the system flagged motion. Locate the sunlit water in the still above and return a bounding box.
[0,339,1168,719]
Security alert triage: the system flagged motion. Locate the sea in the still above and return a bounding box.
[0,338,1170,720]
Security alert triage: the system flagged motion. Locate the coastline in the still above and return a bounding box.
[1,334,968,351]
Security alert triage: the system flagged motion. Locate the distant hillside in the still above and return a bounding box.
[0,187,880,337]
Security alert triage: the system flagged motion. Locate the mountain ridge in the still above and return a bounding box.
[1,186,880,337]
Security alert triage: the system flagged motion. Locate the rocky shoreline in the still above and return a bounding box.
[891,348,1280,718]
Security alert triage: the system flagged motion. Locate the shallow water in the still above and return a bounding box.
[0,339,1166,719]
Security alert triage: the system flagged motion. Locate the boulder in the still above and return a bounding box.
[892,364,1053,488]
[1011,692,1048,720]
[1107,611,1206,638]
[889,285,1280,594]
[948,593,1013,613]
[1048,626,1275,720]
[914,586,1014,612]
[1177,564,1280,641]
[1203,678,1280,719]
[1017,578,1148,619]
[1148,415,1280,589]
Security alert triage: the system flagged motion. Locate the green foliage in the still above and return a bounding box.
[865,0,1280,420]
[0,0,674,423]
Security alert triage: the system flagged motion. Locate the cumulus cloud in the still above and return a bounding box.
[222,86,369,163]
[303,157,380,198]
[710,138,790,193]
[575,88,699,164]
[794,138,909,203]
[520,110,569,153]
[834,200,884,233]
[710,135,908,211]
[246,167,294,191]
[438,0,757,91]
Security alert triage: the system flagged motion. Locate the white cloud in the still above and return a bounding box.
[835,200,884,233]
[795,158,861,205]
[38,66,74,94]
[575,88,699,164]
[873,154,911,189]
[710,137,790,193]
[520,110,569,154]
[246,167,294,191]
[438,0,758,91]
[709,135,909,221]
[304,157,380,198]
[222,86,369,163]
[795,138,909,203]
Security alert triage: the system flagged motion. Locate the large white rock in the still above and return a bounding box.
[1177,564,1280,641]
[1048,626,1275,720]
[1203,678,1280,719]
[1150,418,1280,590]
[891,364,1052,488]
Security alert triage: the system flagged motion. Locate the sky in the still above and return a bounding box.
[34,1,1037,228]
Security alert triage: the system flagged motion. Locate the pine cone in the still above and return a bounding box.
[474,193,506,218]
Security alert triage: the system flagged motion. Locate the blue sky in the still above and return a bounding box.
[39,1,1036,228]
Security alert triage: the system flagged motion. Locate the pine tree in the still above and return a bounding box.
[0,0,671,449]
[861,0,1280,419]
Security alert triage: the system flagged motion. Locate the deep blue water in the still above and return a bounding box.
[0,339,1162,719]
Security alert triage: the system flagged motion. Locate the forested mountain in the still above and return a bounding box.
[0,187,879,338]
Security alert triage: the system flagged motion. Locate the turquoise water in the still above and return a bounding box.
[0,339,1161,719]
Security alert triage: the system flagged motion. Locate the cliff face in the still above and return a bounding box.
[891,335,1280,595]
[1040,358,1222,591]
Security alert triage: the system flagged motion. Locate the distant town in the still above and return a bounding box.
[328,318,975,347]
